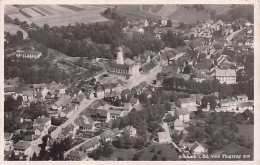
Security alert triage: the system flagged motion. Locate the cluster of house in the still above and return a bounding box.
[4,81,67,107]
[65,125,137,160]
[5,116,52,160]
[226,27,254,53]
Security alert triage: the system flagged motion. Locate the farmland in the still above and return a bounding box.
[4,24,28,39]
[5,5,110,27]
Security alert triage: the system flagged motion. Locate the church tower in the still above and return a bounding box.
[117,47,124,65]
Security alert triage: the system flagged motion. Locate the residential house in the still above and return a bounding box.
[81,137,100,151]
[237,102,253,112]
[33,116,51,136]
[24,134,42,146]
[190,141,207,155]
[100,129,119,142]
[13,141,32,158]
[59,105,74,118]
[131,81,148,96]
[123,125,137,137]
[95,86,104,98]
[52,95,71,110]
[74,115,95,132]
[4,133,13,151]
[219,98,237,111]
[175,108,190,123]
[237,94,248,102]
[154,27,167,39]
[67,150,84,161]
[174,119,184,131]
[158,132,171,143]
[108,110,125,120]
[176,98,197,108]
[88,108,110,122]
[72,93,85,105]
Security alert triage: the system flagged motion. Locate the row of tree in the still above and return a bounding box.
[162,77,254,100]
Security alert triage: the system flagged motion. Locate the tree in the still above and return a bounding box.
[31,152,38,161]
[167,20,173,27]
[16,31,23,40]
[152,154,158,160]
[183,65,193,74]
[9,150,18,161]
[43,24,49,31]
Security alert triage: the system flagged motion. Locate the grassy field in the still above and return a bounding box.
[111,143,179,161]
[4,24,28,39]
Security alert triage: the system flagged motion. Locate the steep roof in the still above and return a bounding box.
[215,69,236,77]
[190,141,205,151]
[174,119,184,127]
[33,116,50,126]
[176,107,190,115]
[14,141,31,150]
[178,98,196,104]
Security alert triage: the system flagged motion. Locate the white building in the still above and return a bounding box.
[215,69,236,84]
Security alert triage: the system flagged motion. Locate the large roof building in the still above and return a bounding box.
[108,47,140,80]
[215,69,236,84]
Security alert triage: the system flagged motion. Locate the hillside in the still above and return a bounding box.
[141,4,232,23]
[115,5,160,20]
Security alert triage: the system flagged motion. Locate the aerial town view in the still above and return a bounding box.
[3,4,254,161]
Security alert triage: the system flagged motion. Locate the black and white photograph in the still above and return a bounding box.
[1,0,258,163]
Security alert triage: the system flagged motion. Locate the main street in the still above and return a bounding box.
[51,98,98,139]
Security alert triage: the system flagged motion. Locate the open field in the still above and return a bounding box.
[111,144,179,161]
[4,24,28,39]
[5,5,109,27]
[4,5,19,15]
[7,13,32,24]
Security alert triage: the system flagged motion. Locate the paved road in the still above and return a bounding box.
[51,98,98,139]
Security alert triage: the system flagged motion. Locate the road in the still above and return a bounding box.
[51,98,98,139]
[124,65,162,90]
[226,27,246,44]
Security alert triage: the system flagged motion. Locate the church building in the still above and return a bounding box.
[108,47,140,80]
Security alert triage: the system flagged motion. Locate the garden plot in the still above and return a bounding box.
[38,5,63,15]
[32,6,54,16]
[22,8,44,17]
